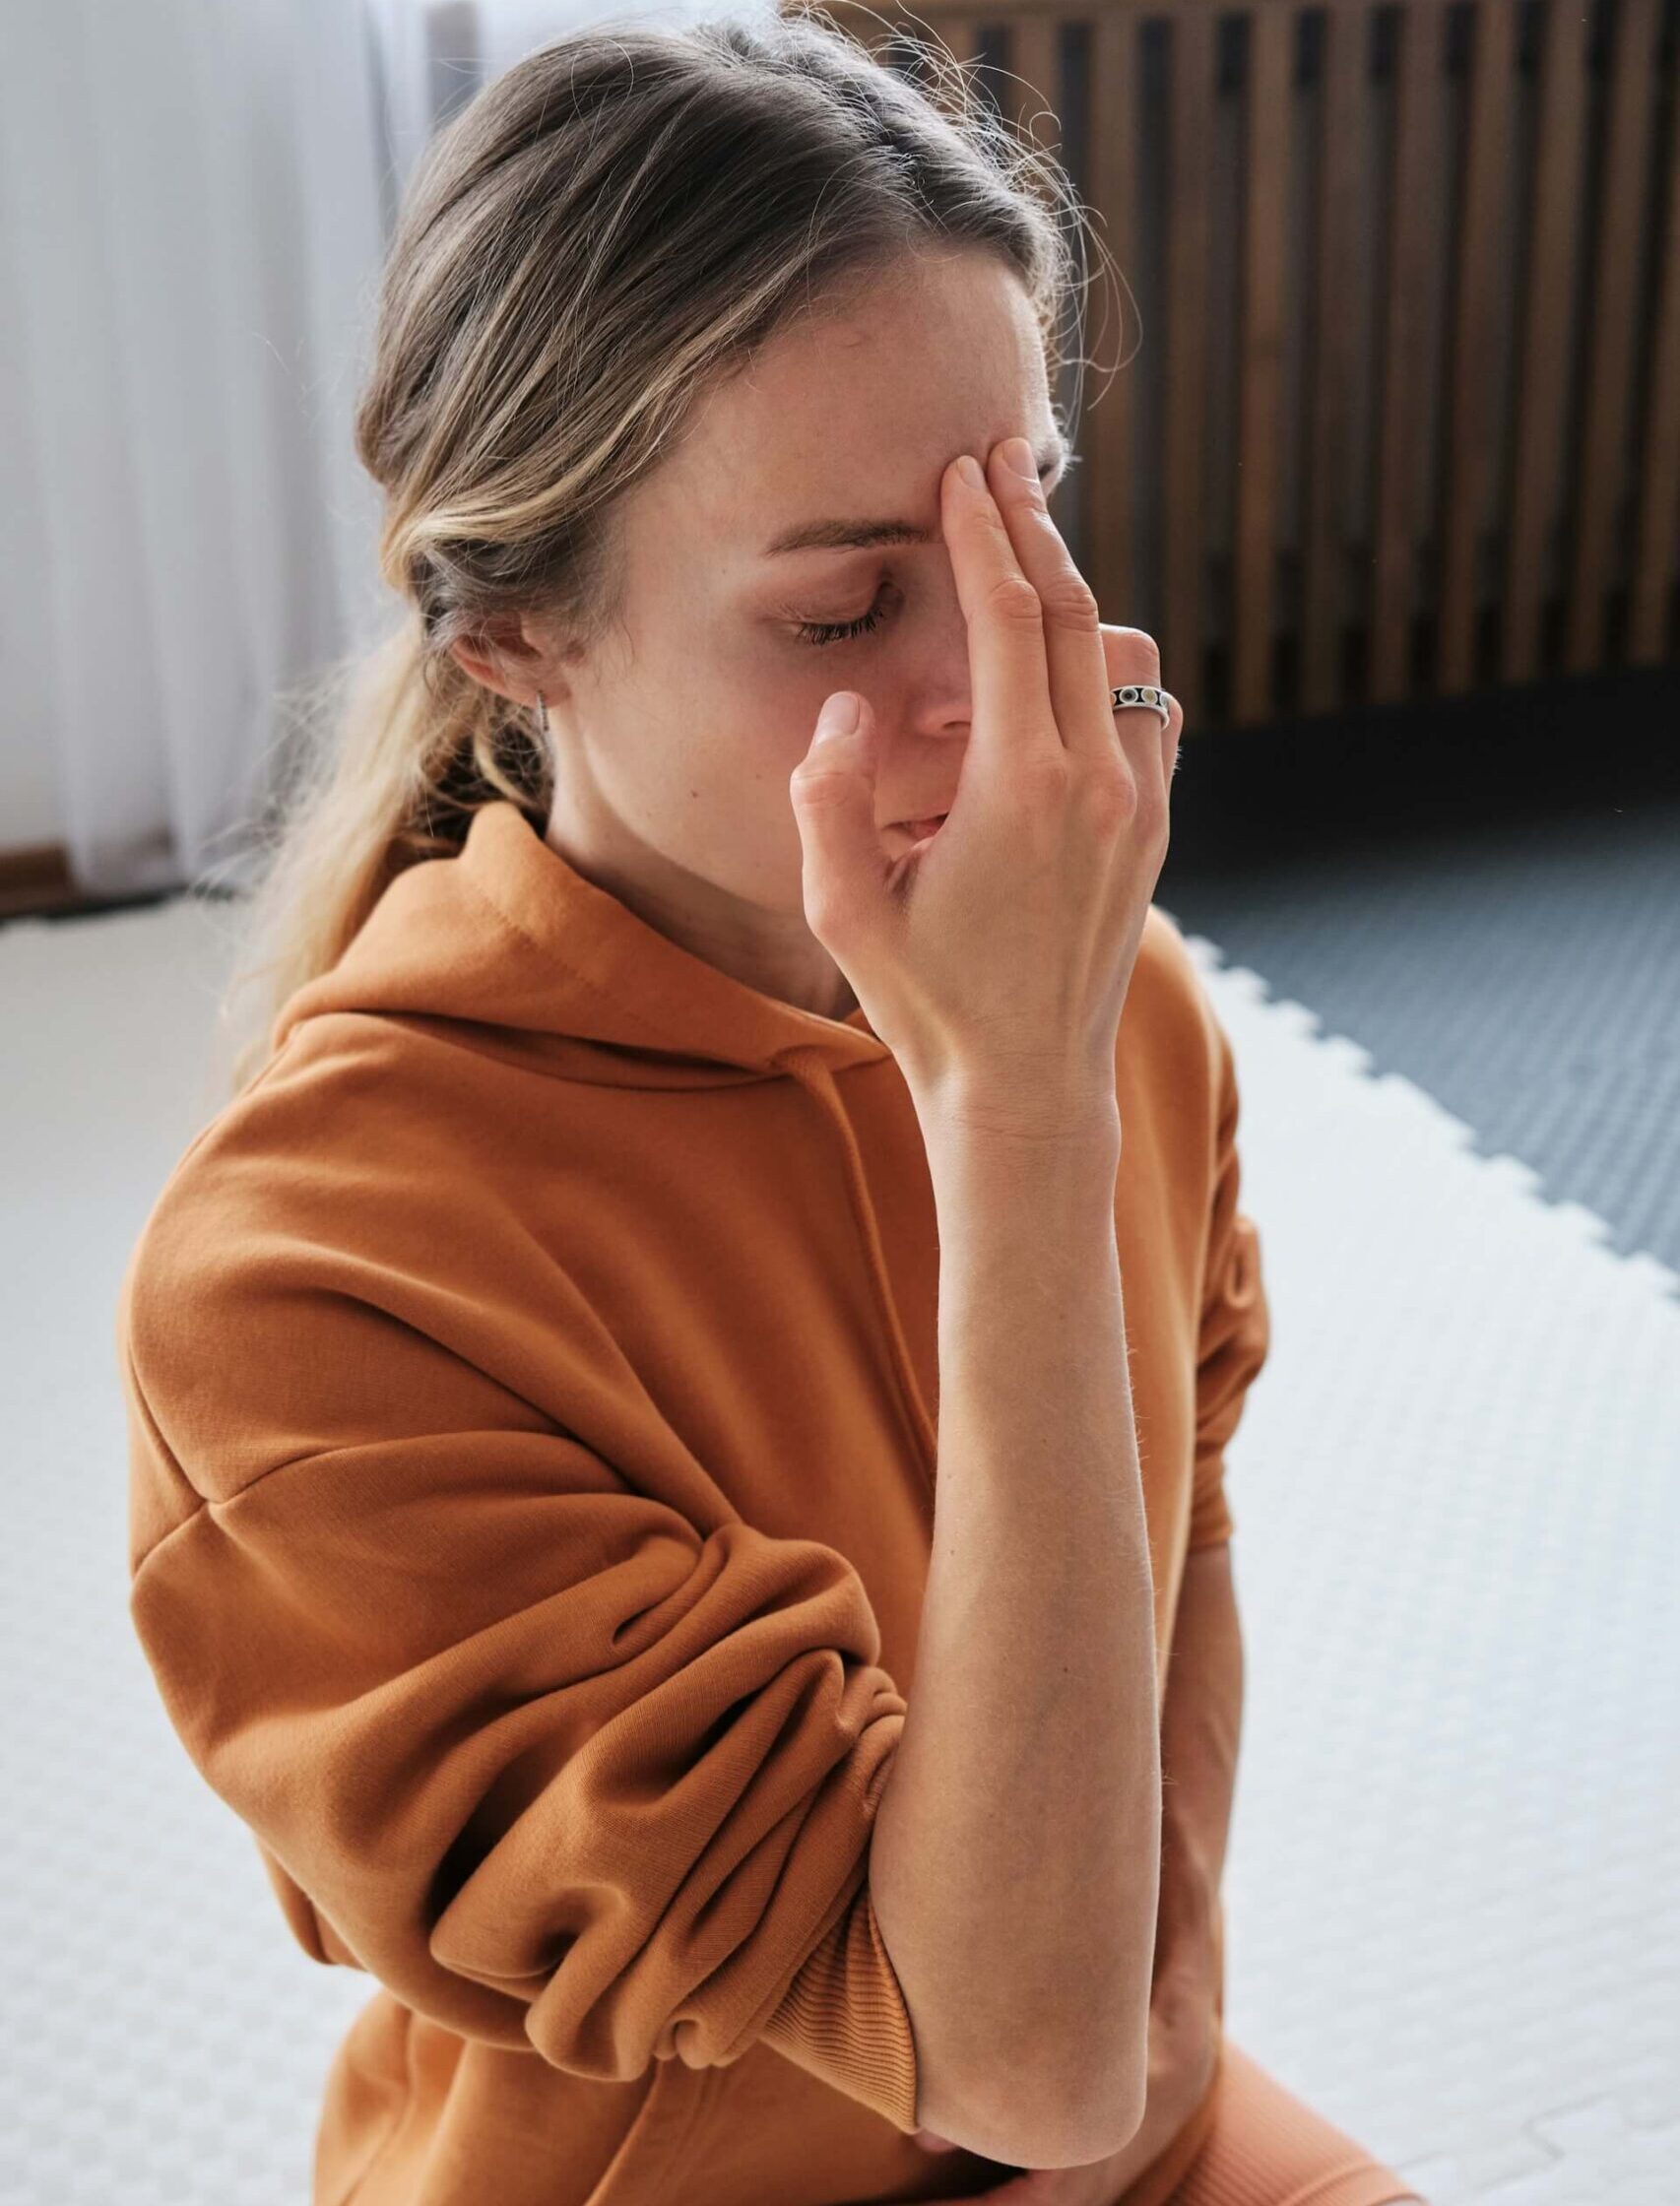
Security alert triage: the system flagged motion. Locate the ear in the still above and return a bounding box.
[447,613,549,707]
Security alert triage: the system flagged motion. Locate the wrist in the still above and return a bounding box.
[910,1062,1122,1157]
[919,1105,1122,1203]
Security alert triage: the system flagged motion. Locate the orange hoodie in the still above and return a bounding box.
[118,797,1270,2206]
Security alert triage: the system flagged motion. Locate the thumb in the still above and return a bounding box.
[788,690,885,922]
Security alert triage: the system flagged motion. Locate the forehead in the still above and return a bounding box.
[648,250,1058,551]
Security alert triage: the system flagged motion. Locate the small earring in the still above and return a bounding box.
[534,691,549,735]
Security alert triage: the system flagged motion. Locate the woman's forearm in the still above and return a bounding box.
[870,1106,1162,2171]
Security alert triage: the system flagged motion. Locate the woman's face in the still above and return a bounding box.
[461,246,1069,1020]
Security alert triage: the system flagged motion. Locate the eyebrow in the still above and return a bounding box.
[760,429,1073,555]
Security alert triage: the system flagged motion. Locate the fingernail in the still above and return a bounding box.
[816,691,860,738]
[956,454,985,490]
[1001,435,1036,479]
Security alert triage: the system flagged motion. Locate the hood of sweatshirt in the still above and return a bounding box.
[271,796,938,1478]
[274,798,893,1087]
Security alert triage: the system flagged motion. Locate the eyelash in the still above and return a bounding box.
[794,588,892,648]
[787,461,1078,647]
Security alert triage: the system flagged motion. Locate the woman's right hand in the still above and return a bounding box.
[787,437,1182,1132]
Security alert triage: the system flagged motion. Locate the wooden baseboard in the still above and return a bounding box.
[0,841,187,924]
[0,842,80,920]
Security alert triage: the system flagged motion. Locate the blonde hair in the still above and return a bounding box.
[220,2,1109,1096]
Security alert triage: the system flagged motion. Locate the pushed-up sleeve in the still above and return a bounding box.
[118,1190,922,2133]
[1188,1011,1272,1550]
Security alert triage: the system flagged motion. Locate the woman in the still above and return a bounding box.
[118,13,1424,2203]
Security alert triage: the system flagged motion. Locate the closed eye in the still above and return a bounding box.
[793,591,892,647]
[784,451,1077,648]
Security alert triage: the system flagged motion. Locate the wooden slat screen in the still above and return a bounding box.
[818,0,1680,729]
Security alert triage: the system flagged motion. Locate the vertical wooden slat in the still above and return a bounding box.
[1370,0,1445,701]
[828,2,902,60]
[1504,0,1590,681]
[1630,46,1680,662]
[1233,1,1293,722]
[1087,6,1142,629]
[833,0,1670,709]
[1565,0,1660,668]
[1008,13,1064,154]
[934,13,987,74]
[1164,4,1216,725]
[1438,0,1516,691]
[1302,0,1370,714]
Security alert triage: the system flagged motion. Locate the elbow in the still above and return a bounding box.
[914,2038,1148,2170]
[1024,1987,1153,2165]
[887,1895,1157,2168]
[1050,2068,1150,2168]
[938,2082,1146,2173]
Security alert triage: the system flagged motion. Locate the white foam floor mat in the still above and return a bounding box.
[1,891,1675,2204]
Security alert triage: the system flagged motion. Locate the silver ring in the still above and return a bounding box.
[1111,682,1174,730]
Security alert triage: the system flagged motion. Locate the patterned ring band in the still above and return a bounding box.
[1110,682,1175,731]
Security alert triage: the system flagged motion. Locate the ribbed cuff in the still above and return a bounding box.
[758,1878,920,2133]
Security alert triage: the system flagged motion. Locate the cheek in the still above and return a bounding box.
[716,634,844,764]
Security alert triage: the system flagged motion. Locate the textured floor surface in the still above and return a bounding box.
[1,857,1675,2203]
[1162,800,1680,1294]
[1159,670,1680,1296]
[1158,935,1679,2205]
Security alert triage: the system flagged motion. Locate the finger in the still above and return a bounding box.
[940,451,1065,806]
[1099,625,1180,818]
[986,437,1118,770]
[788,687,889,928]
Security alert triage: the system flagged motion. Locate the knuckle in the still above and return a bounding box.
[804,884,856,944]
[1083,757,1137,835]
[1134,781,1171,853]
[1039,567,1101,629]
[1018,747,1074,809]
[788,767,847,809]
[986,570,1046,627]
[1105,623,1163,681]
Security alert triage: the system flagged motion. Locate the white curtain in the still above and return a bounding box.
[2,0,761,900]
[1,0,390,896]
